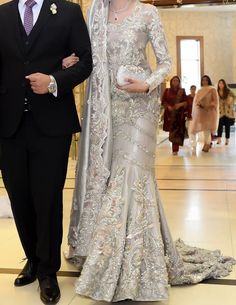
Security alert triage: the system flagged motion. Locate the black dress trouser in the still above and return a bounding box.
[217,116,231,139]
[0,111,72,278]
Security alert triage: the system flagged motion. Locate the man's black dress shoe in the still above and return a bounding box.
[14,260,37,287]
[39,276,61,305]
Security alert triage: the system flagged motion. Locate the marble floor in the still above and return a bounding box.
[1,130,236,305]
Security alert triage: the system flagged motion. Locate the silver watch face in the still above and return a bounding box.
[48,82,56,93]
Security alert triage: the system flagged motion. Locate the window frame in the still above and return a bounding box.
[176,36,204,83]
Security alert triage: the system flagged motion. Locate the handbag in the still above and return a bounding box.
[116,65,149,86]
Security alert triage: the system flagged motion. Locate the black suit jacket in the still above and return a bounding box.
[0,0,92,137]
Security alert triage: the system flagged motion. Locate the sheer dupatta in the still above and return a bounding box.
[67,0,113,257]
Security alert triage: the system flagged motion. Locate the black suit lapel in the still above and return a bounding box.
[8,0,54,58]
[27,0,54,53]
[10,0,25,58]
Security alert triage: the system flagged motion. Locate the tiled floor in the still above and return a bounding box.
[1,131,236,305]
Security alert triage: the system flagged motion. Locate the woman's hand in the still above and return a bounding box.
[197,103,204,109]
[117,78,149,93]
[62,53,79,69]
[174,101,187,110]
[209,103,216,109]
[167,105,173,112]
[174,103,183,110]
[174,104,181,110]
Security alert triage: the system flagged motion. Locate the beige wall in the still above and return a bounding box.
[159,10,235,85]
[232,16,236,84]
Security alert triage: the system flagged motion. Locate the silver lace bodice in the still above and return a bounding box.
[107,2,170,100]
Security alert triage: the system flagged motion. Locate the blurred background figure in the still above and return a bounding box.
[185,85,197,135]
[216,79,235,145]
[188,85,197,104]
[189,75,219,153]
[162,76,188,155]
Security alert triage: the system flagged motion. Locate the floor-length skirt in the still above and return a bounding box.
[68,99,235,302]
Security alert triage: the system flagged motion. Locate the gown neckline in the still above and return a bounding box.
[108,1,140,26]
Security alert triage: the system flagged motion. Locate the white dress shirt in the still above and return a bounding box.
[18,0,44,26]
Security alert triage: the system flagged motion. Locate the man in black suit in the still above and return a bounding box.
[0,0,92,303]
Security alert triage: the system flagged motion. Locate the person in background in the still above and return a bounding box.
[216,79,235,145]
[189,75,219,153]
[162,76,188,155]
[187,85,197,119]
[185,85,197,148]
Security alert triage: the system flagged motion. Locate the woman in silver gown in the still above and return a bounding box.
[66,0,235,302]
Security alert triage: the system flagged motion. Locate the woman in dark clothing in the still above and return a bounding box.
[162,76,188,155]
[186,85,197,120]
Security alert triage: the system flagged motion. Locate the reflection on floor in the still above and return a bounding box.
[1,131,236,305]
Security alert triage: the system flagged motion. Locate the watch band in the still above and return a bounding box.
[48,75,57,94]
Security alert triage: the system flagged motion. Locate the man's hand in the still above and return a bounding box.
[26,73,50,94]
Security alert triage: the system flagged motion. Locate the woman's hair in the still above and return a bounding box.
[201,75,212,86]
[217,79,230,100]
[170,76,181,88]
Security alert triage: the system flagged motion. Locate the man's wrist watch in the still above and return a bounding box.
[48,75,57,94]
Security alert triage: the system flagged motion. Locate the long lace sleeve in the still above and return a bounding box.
[145,6,171,93]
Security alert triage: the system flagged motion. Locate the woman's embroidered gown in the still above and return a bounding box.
[66,3,235,302]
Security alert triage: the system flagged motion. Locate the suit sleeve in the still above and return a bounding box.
[52,4,93,97]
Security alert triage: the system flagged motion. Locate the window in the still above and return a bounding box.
[177,36,204,94]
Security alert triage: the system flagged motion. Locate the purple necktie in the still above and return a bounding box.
[24,0,37,35]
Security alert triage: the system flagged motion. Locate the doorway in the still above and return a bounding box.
[177,36,204,93]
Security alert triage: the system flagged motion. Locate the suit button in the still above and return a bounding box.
[24,61,30,65]
[25,41,29,46]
